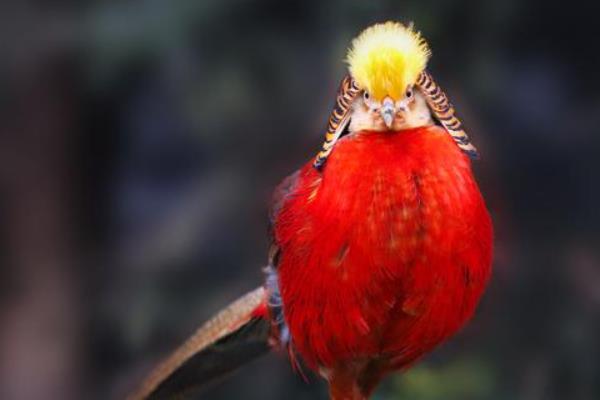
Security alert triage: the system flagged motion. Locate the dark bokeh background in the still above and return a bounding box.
[1,1,599,399]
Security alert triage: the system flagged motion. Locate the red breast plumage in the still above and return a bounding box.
[274,126,492,384]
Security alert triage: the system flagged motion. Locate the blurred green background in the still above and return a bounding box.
[1,0,599,399]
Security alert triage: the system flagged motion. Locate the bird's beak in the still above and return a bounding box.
[380,97,395,129]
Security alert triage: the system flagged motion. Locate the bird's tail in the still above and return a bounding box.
[127,287,271,400]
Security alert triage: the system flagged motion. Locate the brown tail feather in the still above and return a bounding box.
[128,287,270,400]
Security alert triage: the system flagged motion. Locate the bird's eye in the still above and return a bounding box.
[363,91,370,101]
[406,87,413,99]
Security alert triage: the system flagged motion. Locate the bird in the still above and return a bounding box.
[128,21,493,400]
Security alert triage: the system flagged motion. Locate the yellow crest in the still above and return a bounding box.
[347,22,431,101]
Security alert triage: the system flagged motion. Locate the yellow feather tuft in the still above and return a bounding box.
[347,22,431,101]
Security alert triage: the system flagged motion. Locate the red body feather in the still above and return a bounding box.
[274,126,492,377]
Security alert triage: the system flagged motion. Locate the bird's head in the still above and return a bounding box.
[347,22,432,132]
[313,21,478,169]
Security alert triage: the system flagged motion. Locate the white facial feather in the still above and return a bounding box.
[348,90,433,133]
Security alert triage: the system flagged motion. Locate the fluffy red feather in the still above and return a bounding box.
[274,126,493,376]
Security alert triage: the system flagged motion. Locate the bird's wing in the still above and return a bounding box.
[128,287,270,400]
[267,169,302,270]
[269,169,301,234]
